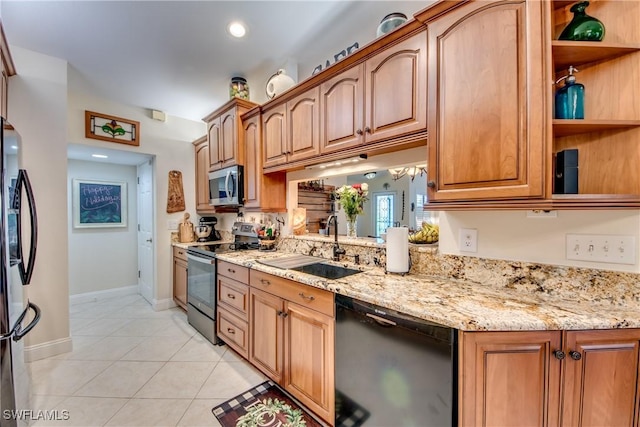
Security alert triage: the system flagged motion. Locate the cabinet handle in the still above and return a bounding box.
[298,292,315,302]
[356,129,363,135]
[178,251,184,255]
[569,350,582,360]
[364,126,371,134]
[427,180,436,188]
[227,293,236,299]
[227,268,236,274]
[226,327,235,334]
[260,279,271,285]
[277,310,288,318]
[553,350,566,360]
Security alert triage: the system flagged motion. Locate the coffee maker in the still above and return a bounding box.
[195,216,221,242]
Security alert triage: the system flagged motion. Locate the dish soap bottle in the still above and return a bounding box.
[555,66,585,119]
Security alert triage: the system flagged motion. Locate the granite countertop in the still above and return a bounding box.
[214,250,640,332]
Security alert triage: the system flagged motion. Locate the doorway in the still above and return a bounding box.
[137,159,155,303]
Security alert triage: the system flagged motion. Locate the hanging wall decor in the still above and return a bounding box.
[167,170,186,213]
[85,110,140,146]
[72,179,127,228]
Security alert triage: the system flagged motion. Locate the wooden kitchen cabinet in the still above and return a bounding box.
[193,136,215,214]
[203,98,257,172]
[241,107,286,212]
[249,270,335,423]
[460,328,640,426]
[172,246,188,310]
[0,28,14,121]
[423,0,546,202]
[320,30,427,155]
[263,87,321,169]
[216,261,250,357]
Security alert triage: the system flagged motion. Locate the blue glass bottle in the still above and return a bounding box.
[555,66,584,119]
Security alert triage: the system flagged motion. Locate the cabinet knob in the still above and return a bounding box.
[356,129,363,135]
[569,350,582,360]
[427,180,436,188]
[364,127,371,134]
[553,350,566,360]
[228,268,236,274]
[260,279,271,285]
[277,310,288,318]
[227,328,235,334]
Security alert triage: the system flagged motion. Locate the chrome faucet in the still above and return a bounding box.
[327,215,346,261]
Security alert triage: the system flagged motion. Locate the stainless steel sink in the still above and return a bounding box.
[256,254,362,280]
[290,263,362,280]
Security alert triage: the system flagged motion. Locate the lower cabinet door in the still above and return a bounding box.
[249,288,284,383]
[284,301,334,423]
[217,308,249,359]
[562,329,640,427]
[459,330,562,426]
[172,257,187,309]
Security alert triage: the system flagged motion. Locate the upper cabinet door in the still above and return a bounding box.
[320,65,364,154]
[427,0,545,202]
[207,116,222,171]
[263,104,288,168]
[287,87,321,162]
[220,107,237,167]
[364,31,427,144]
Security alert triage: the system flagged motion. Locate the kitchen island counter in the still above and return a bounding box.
[215,249,640,332]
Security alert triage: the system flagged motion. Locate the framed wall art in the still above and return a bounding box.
[85,110,140,146]
[73,179,127,228]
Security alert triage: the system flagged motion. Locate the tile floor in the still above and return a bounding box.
[28,294,267,426]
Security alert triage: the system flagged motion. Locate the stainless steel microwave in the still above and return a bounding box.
[208,165,244,207]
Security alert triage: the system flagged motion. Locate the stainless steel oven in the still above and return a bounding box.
[186,249,219,345]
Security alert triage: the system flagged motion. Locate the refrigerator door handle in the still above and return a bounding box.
[13,169,38,285]
[0,301,41,342]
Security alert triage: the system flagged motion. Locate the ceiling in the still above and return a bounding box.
[1,1,427,123]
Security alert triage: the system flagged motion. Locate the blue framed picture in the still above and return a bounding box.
[72,179,127,228]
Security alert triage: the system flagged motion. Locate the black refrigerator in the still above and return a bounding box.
[0,119,41,427]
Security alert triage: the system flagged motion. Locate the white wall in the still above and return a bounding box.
[67,160,138,295]
[67,87,206,308]
[7,46,71,358]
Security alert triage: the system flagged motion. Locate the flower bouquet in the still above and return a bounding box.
[334,183,369,237]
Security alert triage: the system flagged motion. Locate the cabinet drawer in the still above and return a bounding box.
[250,270,334,317]
[173,246,188,262]
[218,260,249,283]
[217,307,249,358]
[218,276,249,319]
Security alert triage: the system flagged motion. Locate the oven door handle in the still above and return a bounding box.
[187,254,215,265]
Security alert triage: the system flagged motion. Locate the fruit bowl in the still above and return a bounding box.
[408,223,439,244]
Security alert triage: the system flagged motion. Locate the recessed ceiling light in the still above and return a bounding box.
[228,22,246,38]
[92,154,108,159]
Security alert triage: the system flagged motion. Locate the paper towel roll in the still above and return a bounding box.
[386,227,409,274]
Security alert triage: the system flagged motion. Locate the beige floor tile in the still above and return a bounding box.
[220,347,245,363]
[74,361,165,398]
[120,335,190,361]
[73,318,132,336]
[178,398,225,427]
[32,396,128,426]
[29,360,112,396]
[170,334,226,362]
[152,318,196,339]
[65,336,147,361]
[111,318,175,337]
[28,394,67,412]
[51,336,104,360]
[135,361,216,399]
[105,398,191,426]
[197,361,267,399]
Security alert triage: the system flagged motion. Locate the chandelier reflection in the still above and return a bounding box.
[388,165,427,181]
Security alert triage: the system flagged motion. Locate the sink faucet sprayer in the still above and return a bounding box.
[327,215,346,261]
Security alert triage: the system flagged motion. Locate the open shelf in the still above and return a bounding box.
[553,119,640,137]
[552,41,640,71]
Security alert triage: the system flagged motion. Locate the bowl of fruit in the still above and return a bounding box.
[408,222,439,244]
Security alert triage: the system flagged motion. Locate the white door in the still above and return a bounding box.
[137,159,154,303]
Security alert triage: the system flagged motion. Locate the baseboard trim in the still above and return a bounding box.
[24,337,73,362]
[152,298,176,311]
[69,285,139,305]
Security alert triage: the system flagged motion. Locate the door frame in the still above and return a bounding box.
[137,158,155,304]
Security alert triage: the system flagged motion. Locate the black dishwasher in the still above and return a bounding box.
[335,294,457,426]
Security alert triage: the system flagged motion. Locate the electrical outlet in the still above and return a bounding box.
[526,210,558,218]
[459,228,478,253]
[566,234,636,265]
[167,219,179,230]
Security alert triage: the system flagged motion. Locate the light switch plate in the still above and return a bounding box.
[566,234,636,265]
[167,219,179,230]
